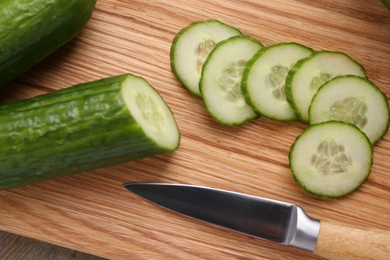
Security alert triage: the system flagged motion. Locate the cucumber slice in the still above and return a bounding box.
[285,51,366,122]
[200,35,263,125]
[242,42,314,121]
[171,19,242,97]
[289,121,373,198]
[0,74,180,189]
[309,76,390,144]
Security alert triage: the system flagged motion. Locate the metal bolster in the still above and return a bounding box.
[286,206,321,252]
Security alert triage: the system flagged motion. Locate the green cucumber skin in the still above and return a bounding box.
[284,53,312,122]
[289,121,373,198]
[381,0,390,10]
[0,74,178,190]
[170,19,242,97]
[284,50,367,123]
[242,42,314,122]
[0,0,96,87]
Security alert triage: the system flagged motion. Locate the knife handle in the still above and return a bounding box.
[314,220,390,259]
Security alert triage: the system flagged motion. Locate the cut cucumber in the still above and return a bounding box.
[0,0,96,87]
[171,19,242,97]
[309,76,390,144]
[0,74,180,190]
[200,35,263,125]
[242,42,314,121]
[285,51,366,122]
[289,121,373,198]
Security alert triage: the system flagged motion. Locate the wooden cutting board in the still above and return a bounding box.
[0,1,389,259]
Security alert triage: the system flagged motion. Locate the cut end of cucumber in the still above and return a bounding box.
[121,75,180,151]
[289,121,373,198]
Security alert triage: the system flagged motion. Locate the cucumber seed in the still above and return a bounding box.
[217,60,247,106]
[311,138,352,174]
[267,65,290,100]
[328,97,368,129]
[195,39,216,73]
[310,72,332,90]
[136,93,164,132]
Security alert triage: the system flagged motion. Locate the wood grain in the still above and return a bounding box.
[0,0,389,259]
[0,231,103,260]
[314,221,390,260]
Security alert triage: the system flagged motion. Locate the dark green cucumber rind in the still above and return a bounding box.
[0,0,96,87]
[284,56,306,121]
[199,35,263,126]
[284,50,367,123]
[241,42,314,122]
[170,19,242,98]
[308,75,390,144]
[0,74,180,190]
[205,110,260,126]
[381,0,390,10]
[289,121,373,198]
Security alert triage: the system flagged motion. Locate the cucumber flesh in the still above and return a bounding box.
[242,42,314,121]
[171,19,242,97]
[309,75,390,144]
[122,76,179,150]
[0,74,180,190]
[285,51,366,122]
[289,121,373,198]
[200,35,263,125]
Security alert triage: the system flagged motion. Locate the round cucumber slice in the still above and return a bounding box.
[171,19,242,97]
[289,121,373,198]
[242,42,314,121]
[285,51,366,122]
[309,76,390,144]
[200,35,263,125]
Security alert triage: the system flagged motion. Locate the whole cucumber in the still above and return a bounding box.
[0,0,97,86]
[0,74,180,189]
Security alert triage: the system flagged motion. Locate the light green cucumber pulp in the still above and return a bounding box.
[289,121,373,198]
[171,19,242,97]
[0,74,180,190]
[200,35,263,125]
[242,42,314,121]
[285,51,366,122]
[309,76,390,144]
[0,0,96,86]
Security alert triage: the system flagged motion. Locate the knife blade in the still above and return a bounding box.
[123,183,390,259]
[123,183,319,251]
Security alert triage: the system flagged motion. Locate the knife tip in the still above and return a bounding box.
[122,182,153,191]
[122,182,137,191]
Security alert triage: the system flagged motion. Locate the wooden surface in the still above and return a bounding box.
[0,231,103,260]
[0,0,390,259]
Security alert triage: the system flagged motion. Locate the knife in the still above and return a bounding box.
[123,183,390,259]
